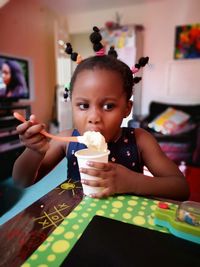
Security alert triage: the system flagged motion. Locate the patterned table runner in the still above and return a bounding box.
[22,195,176,267]
[0,180,83,267]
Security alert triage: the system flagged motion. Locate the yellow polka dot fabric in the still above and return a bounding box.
[22,195,175,267]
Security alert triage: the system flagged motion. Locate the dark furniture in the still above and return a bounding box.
[129,101,200,166]
[0,104,31,180]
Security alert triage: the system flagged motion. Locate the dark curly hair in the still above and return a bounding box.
[70,55,133,101]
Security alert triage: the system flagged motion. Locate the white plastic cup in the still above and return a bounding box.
[75,148,110,196]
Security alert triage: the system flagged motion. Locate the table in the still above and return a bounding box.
[1,181,199,267]
[0,158,68,225]
[0,180,83,267]
[20,194,175,266]
[21,193,200,267]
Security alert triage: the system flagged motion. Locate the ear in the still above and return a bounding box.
[124,100,133,117]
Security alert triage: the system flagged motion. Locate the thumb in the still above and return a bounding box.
[29,114,46,129]
[29,114,38,124]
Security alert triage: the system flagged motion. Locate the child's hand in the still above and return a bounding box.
[80,161,131,198]
[16,114,49,155]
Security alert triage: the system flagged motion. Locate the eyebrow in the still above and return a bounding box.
[74,96,119,102]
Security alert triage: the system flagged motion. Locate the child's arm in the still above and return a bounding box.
[12,115,67,187]
[133,128,189,199]
[80,128,189,200]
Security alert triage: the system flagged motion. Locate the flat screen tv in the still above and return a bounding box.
[0,54,32,103]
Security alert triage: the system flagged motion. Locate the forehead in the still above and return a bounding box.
[72,69,124,97]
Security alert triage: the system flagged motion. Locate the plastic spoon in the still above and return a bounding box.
[13,112,81,143]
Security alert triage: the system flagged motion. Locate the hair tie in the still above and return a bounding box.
[131,67,139,74]
[76,54,82,64]
[96,47,106,56]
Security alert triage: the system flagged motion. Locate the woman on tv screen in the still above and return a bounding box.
[0,59,28,98]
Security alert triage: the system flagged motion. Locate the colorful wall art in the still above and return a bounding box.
[174,24,200,59]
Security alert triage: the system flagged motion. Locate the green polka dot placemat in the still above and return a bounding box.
[22,195,176,267]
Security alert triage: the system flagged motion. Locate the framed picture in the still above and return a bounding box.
[174,24,200,59]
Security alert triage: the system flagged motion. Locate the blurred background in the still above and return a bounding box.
[0,0,200,180]
[0,0,199,125]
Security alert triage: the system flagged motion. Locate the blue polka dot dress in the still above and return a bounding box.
[66,128,143,181]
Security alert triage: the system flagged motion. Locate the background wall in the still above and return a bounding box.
[0,0,57,123]
[66,0,200,114]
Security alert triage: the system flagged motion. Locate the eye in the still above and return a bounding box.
[103,103,115,111]
[78,103,89,110]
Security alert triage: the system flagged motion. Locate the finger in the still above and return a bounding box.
[90,188,110,199]
[81,178,104,188]
[29,115,46,131]
[25,134,48,147]
[29,114,37,123]
[19,128,46,146]
[86,161,110,170]
[16,120,33,134]
[80,167,105,178]
[25,124,45,137]
[23,133,45,145]
[32,134,47,145]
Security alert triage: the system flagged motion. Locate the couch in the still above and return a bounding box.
[129,101,200,166]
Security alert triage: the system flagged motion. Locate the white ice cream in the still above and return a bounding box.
[78,131,107,152]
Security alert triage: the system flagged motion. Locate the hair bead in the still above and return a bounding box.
[65,43,73,55]
[133,77,142,84]
[138,56,149,67]
[65,43,82,63]
[90,26,102,43]
[108,46,118,58]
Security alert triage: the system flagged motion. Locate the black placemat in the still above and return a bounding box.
[61,215,200,267]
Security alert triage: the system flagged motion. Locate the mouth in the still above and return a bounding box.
[86,128,102,133]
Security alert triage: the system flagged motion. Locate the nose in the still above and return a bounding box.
[88,107,101,124]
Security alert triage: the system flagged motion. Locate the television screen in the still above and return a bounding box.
[0,54,31,102]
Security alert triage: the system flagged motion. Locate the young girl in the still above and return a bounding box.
[13,30,189,201]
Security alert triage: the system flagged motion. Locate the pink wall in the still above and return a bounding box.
[0,0,57,124]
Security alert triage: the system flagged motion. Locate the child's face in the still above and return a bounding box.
[71,69,132,142]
